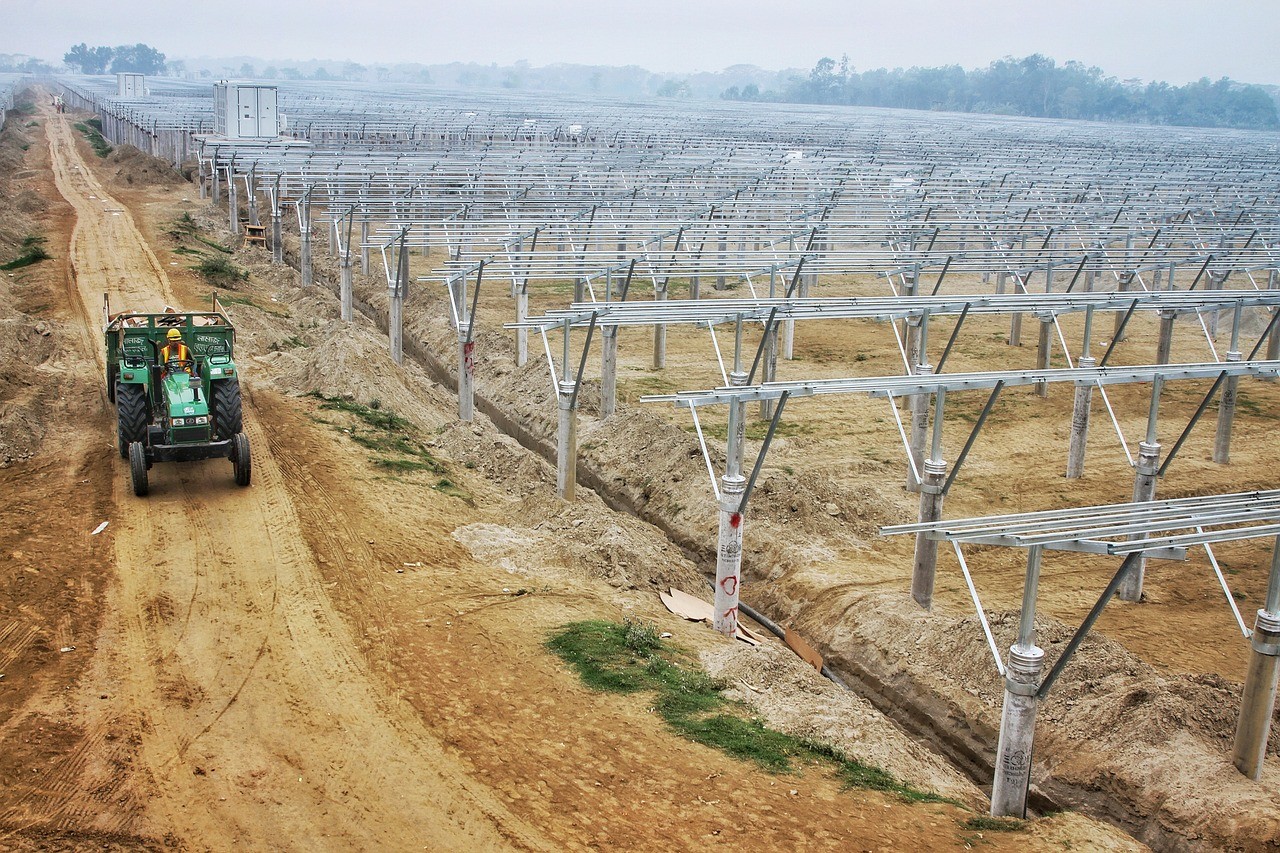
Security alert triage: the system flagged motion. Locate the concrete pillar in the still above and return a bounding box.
[360,217,371,277]
[911,459,947,609]
[228,173,239,236]
[515,287,529,367]
[906,365,933,493]
[556,380,577,501]
[1206,272,1224,339]
[714,371,749,636]
[1214,349,1242,464]
[990,644,1046,817]
[1155,312,1175,365]
[1233,542,1280,780]
[211,163,220,204]
[199,159,207,201]
[652,284,667,369]
[459,334,475,422]
[247,176,259,227]
[1113,274,1131,342]
[1117,440,1161,602]
[340,253,353,321]
[1066,356,1096,479]
[992,544,1045,817]
[759,324,778,420]
[600,326,618,418]
[715,231,728,291]
[388,246,408,365]
[388,290,404,364]
[271,208,283,265]
[1035,317,1052,397]
[300,206,313,289]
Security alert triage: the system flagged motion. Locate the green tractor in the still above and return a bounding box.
[104,293,251,496]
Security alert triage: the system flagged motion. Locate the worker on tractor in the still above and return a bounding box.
[159,328,192,376]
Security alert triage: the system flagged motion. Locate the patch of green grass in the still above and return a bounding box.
[192,254,248,287]
[962,816,1026,832]
[1,236,51,271]
[13,102,36,116]
[24,120,38,128]
[167,211,199,239]
[270,334,307,351]
[308,392,455,484]
[196,235,233,254]
[73,120,112,157]
[547,620,952,802]
[432,477,473,503]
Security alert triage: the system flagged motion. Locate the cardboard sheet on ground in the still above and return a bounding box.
[660,587,764,645]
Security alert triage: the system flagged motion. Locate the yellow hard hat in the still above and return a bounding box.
[166,328,182,340]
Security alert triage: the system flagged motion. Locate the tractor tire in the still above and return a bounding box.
[212,379,243,439]
[117,384,149,458]
[232,432,251,487]
[129,441,149,497]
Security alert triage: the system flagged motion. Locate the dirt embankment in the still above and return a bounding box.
[244,185,1280,850]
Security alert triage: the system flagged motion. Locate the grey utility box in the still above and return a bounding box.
[213,82,281,138]
[117,73,145,98]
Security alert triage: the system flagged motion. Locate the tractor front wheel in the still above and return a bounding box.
[232,432,251,487]
[211,379,243,439]
[117,383,149,458]
[129,441,149,497]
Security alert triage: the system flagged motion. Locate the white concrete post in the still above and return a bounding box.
[652,284,667,369]
[271,208,283,265]
[714,370,749,636]
[360,216,371,277]
[300,201,313,289]
[912,459,947,609]
[991,545,1046,818]
[1155,312,1175,365]
[556,380,577,501]
[1066,356,1096,479]
[340,252,353,321]
[600,326,618,418]
[1233,540,1280,780]
[1214,350,1242,464]
[1035,317,1052,397]
[228,171,239,236]
[906,365,933,493]
[1117,441,1161,602]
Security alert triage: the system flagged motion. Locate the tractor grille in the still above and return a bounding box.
[171,426,210,444]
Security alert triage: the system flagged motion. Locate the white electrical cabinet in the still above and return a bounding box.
[213,82,281,139]
[117,73,145,98]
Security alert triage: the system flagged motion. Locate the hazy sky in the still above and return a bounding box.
[5,0,1280,86]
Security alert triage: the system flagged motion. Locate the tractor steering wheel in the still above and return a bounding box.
[166,358,195,375]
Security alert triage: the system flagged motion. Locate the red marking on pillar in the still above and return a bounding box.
[721,575,738,596]
[463,341,475,373]
[729,513,741,529]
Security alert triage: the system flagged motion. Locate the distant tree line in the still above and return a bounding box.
[723,54,1280,131]
[63,43,167,76]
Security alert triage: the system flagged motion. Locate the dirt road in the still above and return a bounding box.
[0,99,1142,851]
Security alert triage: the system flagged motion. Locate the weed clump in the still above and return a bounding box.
[193,254,248,287]
[73,120,112,157]
[1,236,51,271]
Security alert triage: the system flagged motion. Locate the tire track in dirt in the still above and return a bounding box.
[42,106,553,850]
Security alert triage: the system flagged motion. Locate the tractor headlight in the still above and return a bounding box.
[194,416,209,425]
[172,417,185,426]
[210,367,222,376]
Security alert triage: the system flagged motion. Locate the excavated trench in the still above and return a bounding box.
[263,239,1184,849]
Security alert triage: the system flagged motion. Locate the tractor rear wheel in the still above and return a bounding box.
[232,432,251,487]
[117,384,149,458]
[129,441,149,497]
[212,379,243,439]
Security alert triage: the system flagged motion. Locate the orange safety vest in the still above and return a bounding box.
[160,341,191,369]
